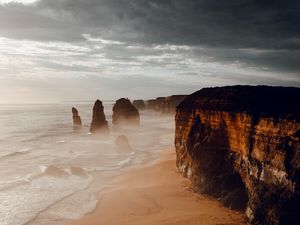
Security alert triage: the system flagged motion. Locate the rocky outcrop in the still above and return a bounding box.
[115,135,132,151]
[72,107,82,127]
[112,98,140,126]
[175,86,300,225]
[90,99,109,133]
[145,95,186,114]
[133,100,146,110]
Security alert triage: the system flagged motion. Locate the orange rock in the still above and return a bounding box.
[175,85,300,225]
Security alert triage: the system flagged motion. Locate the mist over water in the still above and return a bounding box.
[0,102,174,225]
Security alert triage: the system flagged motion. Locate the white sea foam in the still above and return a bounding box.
[0,168,93,225]
[0,148,31,160]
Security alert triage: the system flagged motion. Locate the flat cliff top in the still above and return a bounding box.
[177,85,300,122]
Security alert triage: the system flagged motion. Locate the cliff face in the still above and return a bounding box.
[112,98,140,126]
[90,99,109,133]
[145,95,187,114]
[145,99,156,111]
[175,86,300,225]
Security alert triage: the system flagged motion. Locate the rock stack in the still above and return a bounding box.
[72,107,82,127]
[115,135,132,151]
[112,98,140,126]
[90,99,109,133]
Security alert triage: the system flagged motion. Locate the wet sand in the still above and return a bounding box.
[69,149,247,225]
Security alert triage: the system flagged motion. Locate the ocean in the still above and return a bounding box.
[0,102,174,225]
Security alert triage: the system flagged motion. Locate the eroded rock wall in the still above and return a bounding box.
[175,86,300,225]
[145,95,187,114]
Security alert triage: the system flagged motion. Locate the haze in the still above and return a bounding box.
[0,0,299,103]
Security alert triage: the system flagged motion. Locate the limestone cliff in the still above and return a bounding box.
[175,86,300,225]
[90,99,109,133]
[145,95,186,114]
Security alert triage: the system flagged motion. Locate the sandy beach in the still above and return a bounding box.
[69,149,247,225]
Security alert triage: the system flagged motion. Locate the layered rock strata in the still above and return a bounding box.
[90,99,109,133]
[145,95,186,114]
[112,98,140,126]
[175,86,300,225]
[72,107,82,127]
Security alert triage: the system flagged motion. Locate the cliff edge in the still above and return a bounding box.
[175,86,300,225]
[145,95,187,114]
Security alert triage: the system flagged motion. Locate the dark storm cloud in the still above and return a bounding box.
[0,0,299,77]
[192,47,300,73]
[1,0,299,48]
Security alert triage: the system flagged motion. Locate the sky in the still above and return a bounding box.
[0,0,299,103]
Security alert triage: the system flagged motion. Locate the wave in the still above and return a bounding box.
[20,125,72,143]
[115,156,132,168]
[0,165,91,192]
[104,151,135,157]
[0,167,93,225]
[0,178,30,192]
[40,165,91,178]
[89,153,135,172]
[0,151,133,192]
[0,148,31,160]
[20,133,55,143]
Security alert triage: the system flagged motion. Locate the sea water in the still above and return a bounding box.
[0,102,174,225]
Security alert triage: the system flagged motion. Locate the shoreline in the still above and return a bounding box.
[69,149,248,225]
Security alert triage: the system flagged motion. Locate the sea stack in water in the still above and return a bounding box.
[72,107,82,127]
[175,86,300,225]
[115,135,132,151]
[90,99,109,133]
[112,98,140,126]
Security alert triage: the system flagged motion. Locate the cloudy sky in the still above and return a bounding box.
[0,0,299,103]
